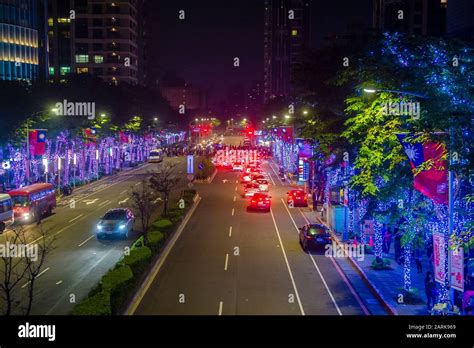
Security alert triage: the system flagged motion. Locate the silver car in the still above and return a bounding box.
[96,208,135,239]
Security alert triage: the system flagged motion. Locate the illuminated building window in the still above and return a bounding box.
[48,18,53,26]
[94,55,104,64]
[291,29,298,36]
[75,54,89,63]
[60,66,71,75]
[76,67,89,74]
[49,67,55,75]
[57,18,71,24]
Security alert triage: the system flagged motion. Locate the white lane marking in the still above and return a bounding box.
[68,214,84,223]
[134,182,141,186]
[235,186,237,192]
[297,208,369,315]
[224,253,229,271]
[269,209,305,315]
[269,161,284,185]
[120,190,128,195]
[235,180,238,184]
[153,197,162,204]
[229,226,232,237]
[281,198,342,315]
[56,280,63,285]
[231,208,235,216]
[22,267,50,288]
[223,179,228,183]
[118,197,129,205]
[218,301,223,315]
[267,168,276,186]
[98,200,111,207]
[85,198,99,205]
[78,234,95,247]
[233,196,236,202]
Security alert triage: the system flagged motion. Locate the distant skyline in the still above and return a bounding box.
[149,0,373,103]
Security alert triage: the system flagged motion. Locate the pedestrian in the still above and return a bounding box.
[384,228,392,254]
[424,271,436,311]
[414,247,423,273]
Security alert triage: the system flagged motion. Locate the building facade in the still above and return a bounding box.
[372,0,447,36]
[72,0,142,85]
[446,0,474,41]
[263,0,311,102]
[0,0,48,81]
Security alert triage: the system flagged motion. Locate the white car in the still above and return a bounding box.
[233,162,244,171]
[241,173,252,183]
[241,183,260,198]
[255,179,269,192]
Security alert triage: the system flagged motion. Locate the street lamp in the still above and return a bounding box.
[303,110,309,115]
[284,115,291,119]
[272,115,277,119]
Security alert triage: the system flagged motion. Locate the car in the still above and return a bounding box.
[299,224,332,251]
[232,161,244,171]
[241,183,260,198]
[241,173,252,183]
[96,208,135,239]
[287,189,308,207]
[255,179,269,192]
[247,193,271,212]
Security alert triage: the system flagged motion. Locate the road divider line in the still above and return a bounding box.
[218,301,223,315]
[56,280,63,285]
[231,208,235,216]
[229,226,232,237]
[235,186,237,192]
[224,253,229,271]
[68,214,84,223]
[134,182,141,186]
[281,199,342,315]
[234,196,236,202]
[269,209,305,315]
[120,190,128,195]
[78,234,95,247]
[22,267,50,288]
[268,161,284,185]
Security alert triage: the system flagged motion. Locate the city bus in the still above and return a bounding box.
[148,148,164,163]
[8,183,56,223]
[0,194,14,232]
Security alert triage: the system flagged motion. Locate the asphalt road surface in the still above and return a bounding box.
[0,156,189,315]
[134,151,374,315]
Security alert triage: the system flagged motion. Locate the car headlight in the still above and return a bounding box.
[119,224,126,230]
[23,213,30,219]
[97,224,103,230]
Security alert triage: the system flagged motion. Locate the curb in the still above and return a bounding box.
[123,193,202,315]
[194,168,217,184]
[315,215,398,315]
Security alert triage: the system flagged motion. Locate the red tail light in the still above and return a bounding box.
[251,200,257,204]
[304,196,307,200]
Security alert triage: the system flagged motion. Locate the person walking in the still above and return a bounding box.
[424,271,436,311]
[414,247,423,273]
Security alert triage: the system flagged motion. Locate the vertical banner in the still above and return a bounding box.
[433,232,447,284]
[450,247,464,291]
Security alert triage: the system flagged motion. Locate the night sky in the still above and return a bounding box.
[147,0,373,102]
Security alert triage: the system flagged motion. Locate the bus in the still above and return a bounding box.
[8,183,56,224]
[148,149,164,163]
[0,194,13,232]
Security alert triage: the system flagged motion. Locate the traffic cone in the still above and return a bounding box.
[369,236,374,247]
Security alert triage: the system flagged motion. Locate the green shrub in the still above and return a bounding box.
[72,291,111,315]
[166,207,184,223]
[371,258,392,270]
[152,218,174,235]
[101,265,134,314]
[122,246,152,278]
[131,235,145,250]
[395,287,424,305]
[147,230,164,253]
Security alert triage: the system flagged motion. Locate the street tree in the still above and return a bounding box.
[130,178,161,244]
[149,164,181,216]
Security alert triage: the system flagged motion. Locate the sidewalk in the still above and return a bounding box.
[308,208,431,315]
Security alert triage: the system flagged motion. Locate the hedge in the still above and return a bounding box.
[120,246,152,278]
[147,230,164,253]
[101,265,134,314]
[72,290,111,315]
[152,218,173,235]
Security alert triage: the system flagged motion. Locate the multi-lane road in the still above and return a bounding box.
[0,156,189,315]
[133,152,380,315]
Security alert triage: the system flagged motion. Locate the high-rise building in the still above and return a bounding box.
[47,0,74,82]
[446,0,474,41]
[72,0,143,85]
[246,80,263,117]
[263,0,311,102]
[0,0,48,81]
[372,0,447,36]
